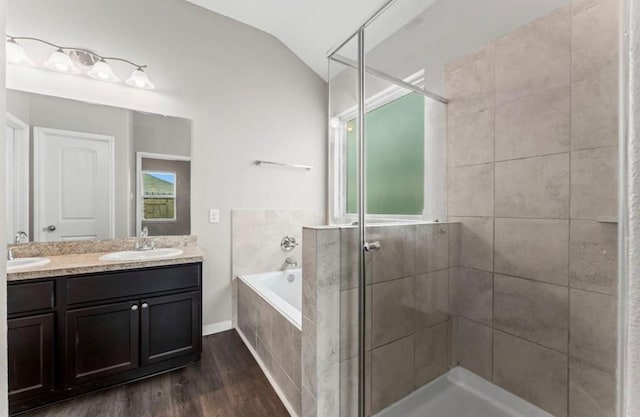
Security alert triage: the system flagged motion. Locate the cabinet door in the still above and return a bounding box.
[66,301,139,384]
[141,291,200,365]
[8,314,54,400]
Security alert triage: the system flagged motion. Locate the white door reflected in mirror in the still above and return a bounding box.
[34,127,115,242]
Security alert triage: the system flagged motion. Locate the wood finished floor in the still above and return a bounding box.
[24,330,290,417]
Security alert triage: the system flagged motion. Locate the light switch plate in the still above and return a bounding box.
[209,209,220,224]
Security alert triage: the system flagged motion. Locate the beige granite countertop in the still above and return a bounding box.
[7,246,205,282]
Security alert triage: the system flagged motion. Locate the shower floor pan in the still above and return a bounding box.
[375,367,554,417]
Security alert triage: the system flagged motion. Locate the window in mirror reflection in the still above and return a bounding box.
[142,171,177,221]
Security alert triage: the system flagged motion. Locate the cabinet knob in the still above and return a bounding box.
[141,303,149,309]
[131,305,138,311]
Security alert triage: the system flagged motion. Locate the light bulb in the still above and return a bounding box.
[126,68,154,90]
[6,39,34,66]
[87,59,119,82]
[43,49,80,74]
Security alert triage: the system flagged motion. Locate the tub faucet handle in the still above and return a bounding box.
[281,236,299,252]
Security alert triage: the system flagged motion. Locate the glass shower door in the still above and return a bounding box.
[328,32,367,417]
[329,15,450,416]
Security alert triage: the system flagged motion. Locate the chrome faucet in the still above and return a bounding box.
[135,227,155,251]
[15,231,28,244]
[285,257,298,268]
[9,231,28,261]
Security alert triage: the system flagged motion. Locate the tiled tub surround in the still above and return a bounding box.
[232,209,323,417]
[302,223,460,417]
[237,276,303,416]
[231,209,323,340]
[445,1,619,416]
[231,210,324,277]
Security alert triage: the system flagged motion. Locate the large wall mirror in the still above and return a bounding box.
[5,90,192,243]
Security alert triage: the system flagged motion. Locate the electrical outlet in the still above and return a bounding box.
[209,209,220,224]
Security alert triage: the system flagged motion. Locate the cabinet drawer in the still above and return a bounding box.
[8,281,55,315]
[67,263,201,305]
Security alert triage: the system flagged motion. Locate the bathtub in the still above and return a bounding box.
[239,268,302,329]
[236,268,303,416]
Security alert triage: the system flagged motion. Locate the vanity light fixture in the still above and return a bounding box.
[126,67,154,90]
[6,38,34,66]
[87,59,119,82]
[5,35,155,89]
[43,48,81,74]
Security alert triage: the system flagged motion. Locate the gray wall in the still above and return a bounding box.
[0,0,9,413]
[132,111,191,157]
[7,0,328,329]
[132,111,191,234]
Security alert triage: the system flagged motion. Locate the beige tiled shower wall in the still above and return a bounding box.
[444,1,619,416]
[302,223,460,417]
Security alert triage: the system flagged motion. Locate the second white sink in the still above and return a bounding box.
[99,248,184,262]
[7,257,51,272]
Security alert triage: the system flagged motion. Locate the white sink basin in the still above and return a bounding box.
[7,257,51,272]
[99,248,184,262]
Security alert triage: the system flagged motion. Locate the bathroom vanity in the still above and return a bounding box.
[6,251,203,415]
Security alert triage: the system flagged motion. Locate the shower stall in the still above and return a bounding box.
[318,0,625,416]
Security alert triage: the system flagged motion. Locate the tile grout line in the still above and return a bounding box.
[369,316,452,353]
[449,137,617,170]
[450,214,618,223]
[493,327,570,357]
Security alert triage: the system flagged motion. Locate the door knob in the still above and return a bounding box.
[46,225,56,232]
[141,303,149,309]
[131,305,139,311]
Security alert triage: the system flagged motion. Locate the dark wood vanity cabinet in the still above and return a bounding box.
[140,291,200,365]
[7,262,203,415]
[8,314,55,400]
[66,300,141,384]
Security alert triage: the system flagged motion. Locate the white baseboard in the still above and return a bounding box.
[236,327,299,417]
[202,320,233,336]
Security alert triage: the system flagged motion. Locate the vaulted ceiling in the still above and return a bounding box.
[185,0,438,80]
